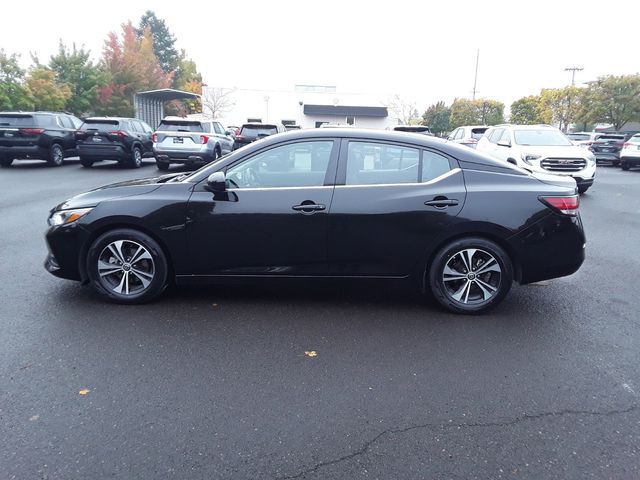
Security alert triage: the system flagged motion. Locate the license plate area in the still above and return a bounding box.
[173,137,184,144]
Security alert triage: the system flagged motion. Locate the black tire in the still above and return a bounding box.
[156,159,170,171]
[612,160,620,167]
[86,228,169,304]
[578,186,589,194]
[47,144,64,167]
[128,146,143,168]
[0,157,13,167]
[79,157,93,168]
[428,237,513,315]
[621,161,630,171]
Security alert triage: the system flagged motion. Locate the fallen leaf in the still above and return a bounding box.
[304,351,318,357]
[79,389,90,395]
[29,415,39,421]
[212,303,219,308]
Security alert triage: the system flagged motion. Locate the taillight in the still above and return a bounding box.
[152,133,158,143]
[75,130,87,139]
[20,128,45,135]
[200,135,209,144]
[235,135,244,141]
[623,142,632,148]
[109,130,128,138]
[539,195,580,216]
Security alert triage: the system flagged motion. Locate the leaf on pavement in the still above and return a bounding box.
[304,351,318,357]
[78,389,90,395]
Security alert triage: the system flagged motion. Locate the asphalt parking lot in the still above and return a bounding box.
[1,159,639,479]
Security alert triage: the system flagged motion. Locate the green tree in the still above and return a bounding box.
[421,101,450,136]
[48,42,104,116]
[509,95,543,124]
[450,98,504,129]
[578,74,640,130]
[539,86,583,132]
[0,50,33,110]
[138,10,180,75]
[25,67,72,111]
[167,51,202,115]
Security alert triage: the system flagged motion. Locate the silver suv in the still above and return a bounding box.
[476,124,596,194]
[152,117,234,170]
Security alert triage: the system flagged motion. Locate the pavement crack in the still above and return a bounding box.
[276,404,638,479]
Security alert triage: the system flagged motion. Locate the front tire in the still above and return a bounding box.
[428,237,513,314]
[0,156,13,167]
[47,144,64,166]
[79,157,93,168]
[86,228,169,304]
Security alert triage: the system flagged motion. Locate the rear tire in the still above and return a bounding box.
[621,160,630,171]
[79,157,93,168]
[0,157,13,167]
[156,159,170,171]
[47,144,64,167]
[428,237,513,315]
[86,228,169,304]
[578,186,589,194]
[128,146,143,168]
[612,160,620,167]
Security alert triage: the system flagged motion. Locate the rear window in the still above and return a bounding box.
[568,133,590,141]
[393,126,430,133]
[0,114,54,127]
[158,121,203,132]
[598,135,624,141]
[471,127,488,139]
[82,120,120,130]
[240,124,278,139]
[630,135,640,142]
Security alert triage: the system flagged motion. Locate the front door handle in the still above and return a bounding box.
[424,197,459,208]
[292,203,326,213]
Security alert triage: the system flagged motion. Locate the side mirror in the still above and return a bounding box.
[497,140,511,147]
[207,171,226,191]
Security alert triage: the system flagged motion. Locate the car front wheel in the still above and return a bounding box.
[428,237,513,314]
[86,228,169,304]
[0,156,13,167]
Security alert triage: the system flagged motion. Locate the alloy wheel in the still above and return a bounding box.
[97,240,155,295]
[442,248,502,305]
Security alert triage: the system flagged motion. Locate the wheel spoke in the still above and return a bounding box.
[130,247,152,264]
[114,271,128,294]
[476,259,500,275]
[131,269,151,288]
[98,260,121,277]
[475,280,493,300]
[475,278,498,300]
[108,241,126,264]
[451,280,472,303]
[444,263,464,276]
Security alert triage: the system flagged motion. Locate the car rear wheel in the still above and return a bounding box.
[578,186,589,194]
[621,160,630,171]
[79,157,93,168]
[128,147,143,168]
[86,228,169,304]
[47,144,64,166]
[0,156,13,167]
[156,159,170,171]
[428,237,513,314]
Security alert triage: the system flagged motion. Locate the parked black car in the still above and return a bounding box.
[45,129,585,314]
[0,111,82,167]
[233,123,286,150]
[589,133,630,166]
[76,117,154,168]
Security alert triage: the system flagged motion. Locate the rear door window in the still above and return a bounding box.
[345,141,419,185]
[0,115,39,127]
[158,121,204,132]
[422,150,452,183]
[213,122,225,134]
[488,128,504,143]
[240,125,278,139]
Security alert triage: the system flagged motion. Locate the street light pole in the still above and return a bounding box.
[472,49,479,101]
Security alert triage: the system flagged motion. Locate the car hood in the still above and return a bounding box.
[53,173,184,211]
[517,144,589,158]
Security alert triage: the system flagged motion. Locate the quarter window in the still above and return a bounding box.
[226,141,334,189]
[422,151,451,182]
[213,122,224,134]
[345,141,419,185]
[488,128,504,143]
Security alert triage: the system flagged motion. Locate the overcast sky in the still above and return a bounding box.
[2,0,639,110]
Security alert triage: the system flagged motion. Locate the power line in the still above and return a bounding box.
[564,67,583,86]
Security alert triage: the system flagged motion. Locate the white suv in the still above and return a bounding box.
[476,124,596,193]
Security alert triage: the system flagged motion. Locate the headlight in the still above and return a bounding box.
[586,153,596,164]
[48,207,93,226]
[521,153,541,165]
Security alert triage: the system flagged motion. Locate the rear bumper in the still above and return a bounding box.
[510,213,586,284]
[153,148,214,164]
[593,151,620,161]
[78,144,128,160]
[621,156,640,166]
[0,145,47,159]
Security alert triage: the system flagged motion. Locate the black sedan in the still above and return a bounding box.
[45,129,585,314]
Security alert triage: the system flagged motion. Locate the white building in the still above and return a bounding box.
[204,84,398,130]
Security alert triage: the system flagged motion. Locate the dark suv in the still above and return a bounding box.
[589,133,630,166]
[0,111,82,167]
[233,123,286,150]
[76,117,154,168]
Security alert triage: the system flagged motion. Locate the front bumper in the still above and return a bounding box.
[44,223,90,282]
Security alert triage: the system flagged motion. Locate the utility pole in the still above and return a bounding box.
[564,67,583,86]
[472,49,480,100]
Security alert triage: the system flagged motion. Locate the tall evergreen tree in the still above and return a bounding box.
[137,11,180,74]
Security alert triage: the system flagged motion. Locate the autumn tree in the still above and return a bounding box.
[25,67,72,111]
[509,95,543,124]
[421,101,451,136]
[168,52,203,115]
[0,50,33,110]
[538,86,583,132]
[48,42,104,116]
[450,98,504,129]
[578,74,640,130]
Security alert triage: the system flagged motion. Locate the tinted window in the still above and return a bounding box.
[0,114,52,127]
[140,122,153,133]
[239,124,278,139]
[346,141,419,185]
[82,120,120,130]
[568,133,590,141]
[499,129,511,143]
[59,116,73,128]
[226,141,334,189]
[422,151,451,182]
[471,127,488,139]
[158,121,204,132]
[488,128,504,143]
[513,129,572,146]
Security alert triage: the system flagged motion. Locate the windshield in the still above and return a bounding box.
[513,130,572,146]
[567,133,590,141]
[158,121,203,132]
[240,125,278,138]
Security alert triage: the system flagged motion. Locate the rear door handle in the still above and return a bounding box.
[292,203,326,213]
[424,198,459,208]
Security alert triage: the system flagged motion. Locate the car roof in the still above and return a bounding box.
[0,111,68,116]
[161,116,208,123]
[84,117,136,121]
[457,125,489,129]
[491,124,557,130]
